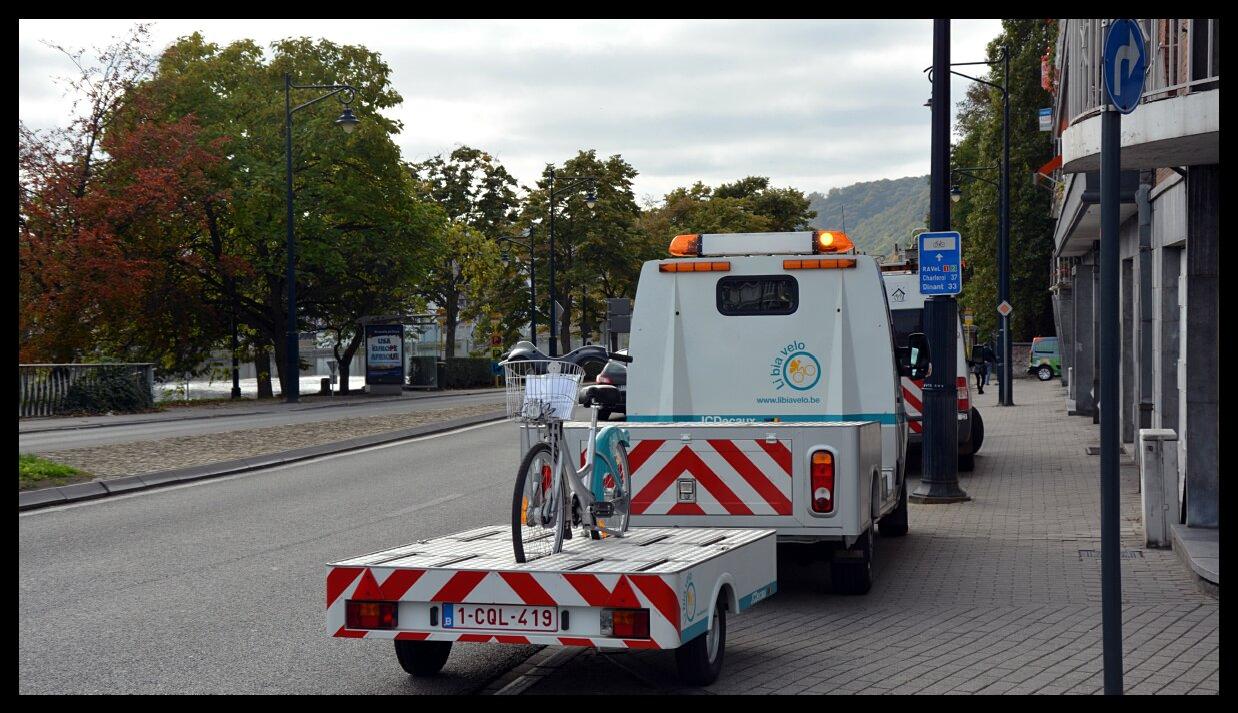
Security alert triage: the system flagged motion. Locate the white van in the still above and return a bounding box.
[880,266,984,470]
[564,230,929,594]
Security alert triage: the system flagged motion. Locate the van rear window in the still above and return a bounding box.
[716,275,798,316]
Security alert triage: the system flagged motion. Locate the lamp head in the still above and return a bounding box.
[335,106,359,134]
[585,186,598,209]
[950,185,962,203]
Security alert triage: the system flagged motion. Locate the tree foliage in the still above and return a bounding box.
[953,19,1059,342]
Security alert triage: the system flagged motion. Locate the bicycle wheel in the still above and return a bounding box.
[511,442,561,563]
[609,438,632,534]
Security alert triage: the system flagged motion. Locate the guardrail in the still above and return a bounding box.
[18,363,155,418]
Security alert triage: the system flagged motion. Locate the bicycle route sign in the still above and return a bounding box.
[918,231,963,296]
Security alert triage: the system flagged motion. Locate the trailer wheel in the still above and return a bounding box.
[676,596,726,686]
[830,525,874,595]
[394,639,452,676]
[878,480,909,537]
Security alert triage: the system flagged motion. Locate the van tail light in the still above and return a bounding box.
[810,451,834,514]
[601,608,650,639]
[346,600,398,630]
[596,373,612,384]
[956,376,969,412]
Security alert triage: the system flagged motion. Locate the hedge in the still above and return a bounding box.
[442,358,495,389]
[57,367,155,415]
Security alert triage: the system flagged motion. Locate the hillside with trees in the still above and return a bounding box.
[807,175,929,257]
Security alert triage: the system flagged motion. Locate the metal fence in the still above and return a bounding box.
[18,363,155,418]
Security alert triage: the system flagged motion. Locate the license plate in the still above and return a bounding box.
[442,603,558,632]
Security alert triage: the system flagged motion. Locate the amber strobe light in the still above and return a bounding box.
[783,258,857,270]
[668,233,702,256]
[346,600,398,629]
[813,230,855,254]
[658,261,731,273]
[810,451,835,514]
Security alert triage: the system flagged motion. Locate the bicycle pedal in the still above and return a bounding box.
[589,502,615,518]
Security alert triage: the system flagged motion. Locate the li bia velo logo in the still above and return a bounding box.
[770,341,821,391]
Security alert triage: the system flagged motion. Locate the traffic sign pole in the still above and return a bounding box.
[1098,18,1145,696]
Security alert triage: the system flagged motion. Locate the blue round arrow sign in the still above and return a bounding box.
[1103,19,1147,114]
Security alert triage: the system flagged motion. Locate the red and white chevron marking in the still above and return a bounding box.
[901,377,924,433]
[625,438,793,516]
[326,566,680,649]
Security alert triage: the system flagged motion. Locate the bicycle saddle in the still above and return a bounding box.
[577,384,620,407]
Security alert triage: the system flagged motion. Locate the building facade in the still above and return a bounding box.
[1046,19,1218,529]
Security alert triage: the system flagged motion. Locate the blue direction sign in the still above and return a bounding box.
[1103,19,1147,114]
[919,231,962,296]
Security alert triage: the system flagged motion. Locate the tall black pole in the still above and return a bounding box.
[999,48,1013,406]
[1099,99,1124,695]
[284,72,299,403]
[547,169,558,357]
[230,305,241,399]
[528,230,537,350]
[912,18,968,504]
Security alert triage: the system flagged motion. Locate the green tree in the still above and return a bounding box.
[954,19,1059,343]
[638,177,818,253]
[520,151,646,353]
[116,32,442,396]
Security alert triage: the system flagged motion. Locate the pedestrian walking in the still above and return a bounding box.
[979,343,996,390]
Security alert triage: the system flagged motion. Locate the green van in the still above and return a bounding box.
[1028,336,1061,381]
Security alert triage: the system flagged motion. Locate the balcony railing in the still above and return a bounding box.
[1056,19,1219,130]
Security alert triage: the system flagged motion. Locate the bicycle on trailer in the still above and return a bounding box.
[501,354,635,563]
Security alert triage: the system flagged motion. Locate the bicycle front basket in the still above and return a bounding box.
[502,360,584,423]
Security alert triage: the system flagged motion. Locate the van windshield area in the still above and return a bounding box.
[890,308,923,348]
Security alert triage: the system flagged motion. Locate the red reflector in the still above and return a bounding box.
[607,609,650,639]
[346,600,398,630]
[956,376,969,412]
[810,451,834,514]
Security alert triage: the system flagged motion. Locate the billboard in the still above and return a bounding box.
[365,323,405,386]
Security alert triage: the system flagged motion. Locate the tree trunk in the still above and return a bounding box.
[335,332,362,394]
[270,332,294,398]
[444,288,460,360]
[254,343,274,399]
[559,292,573,354]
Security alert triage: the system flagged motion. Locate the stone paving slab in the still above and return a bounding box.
[520,380,1218,695]
[26,402,507,481]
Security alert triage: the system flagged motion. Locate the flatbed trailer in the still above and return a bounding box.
[327,525,776,685]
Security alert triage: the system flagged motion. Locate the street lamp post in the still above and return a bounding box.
[546,168,598,357]
[498,228,537,349]
[927,47,1012,405]
[283,73,359,403]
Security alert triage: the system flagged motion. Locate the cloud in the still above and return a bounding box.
[19,18,1002,201]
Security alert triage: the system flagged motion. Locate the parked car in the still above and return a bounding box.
[594,348,627,420]
[1028,336,1061,381]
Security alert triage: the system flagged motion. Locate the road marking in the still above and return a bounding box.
[381,493,466,519]
[20,419,506,516]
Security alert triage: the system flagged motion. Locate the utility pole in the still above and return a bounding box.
[912,18,969,504]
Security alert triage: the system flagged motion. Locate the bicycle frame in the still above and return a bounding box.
[527,404,624,538]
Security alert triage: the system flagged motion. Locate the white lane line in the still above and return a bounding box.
[381,493,465,519]
[21,419,508,516]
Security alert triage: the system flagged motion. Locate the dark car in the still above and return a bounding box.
[594,349,627,420]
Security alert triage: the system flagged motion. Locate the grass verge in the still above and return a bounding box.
[19,454,94,491]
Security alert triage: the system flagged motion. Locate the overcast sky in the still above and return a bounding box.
[19,19,1002,203]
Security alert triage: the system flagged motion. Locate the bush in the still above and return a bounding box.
[442,358,494,389]
[58,367,155,415]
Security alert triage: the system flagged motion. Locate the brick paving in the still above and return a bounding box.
[521,379,1219,695]
[29,402,505,480]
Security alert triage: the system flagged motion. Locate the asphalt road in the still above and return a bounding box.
[18,390,506,452]
[18,419,535,694]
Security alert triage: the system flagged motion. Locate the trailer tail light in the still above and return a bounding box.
[346,600,398,630]
[658,260,730,273]
[810,451,834,514]
[957,376,969,412]
[601,608,650,639]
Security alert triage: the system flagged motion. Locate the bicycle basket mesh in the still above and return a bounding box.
[502,360,584,423]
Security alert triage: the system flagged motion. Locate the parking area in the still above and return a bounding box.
[514,379,1218,695]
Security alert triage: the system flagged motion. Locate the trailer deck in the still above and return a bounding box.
[327,525,776,650]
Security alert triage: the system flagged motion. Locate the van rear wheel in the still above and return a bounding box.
[1037,365,1054,381]
[878,481,908,537]
[830,525,874,594]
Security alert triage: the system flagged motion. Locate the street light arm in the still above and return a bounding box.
[290,84,356,115]
[550,176,601,202]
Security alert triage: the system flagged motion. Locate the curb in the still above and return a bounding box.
[18,388,504,433]
[18,411,506,511]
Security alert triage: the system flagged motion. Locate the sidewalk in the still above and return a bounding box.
[521,379,1218,695]
[19,386,503,433]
